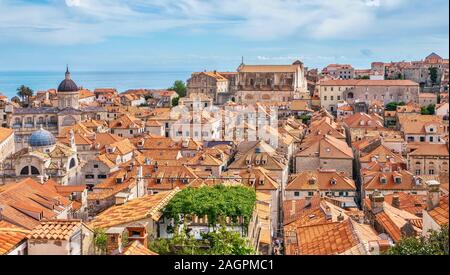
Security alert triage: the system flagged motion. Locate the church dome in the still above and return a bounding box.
[29,127,56,147]
[57,66,78,92]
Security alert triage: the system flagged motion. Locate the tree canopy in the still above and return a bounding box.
[385,101,406,111]
[429,67,439,85]
[163,185,257,227]
[149,224,255,255]
[169,80,187,98]
[421,104,435,115]
[384,225,449,255]
[16,85,34,106]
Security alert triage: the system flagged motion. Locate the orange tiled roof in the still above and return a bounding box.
[28,219,84,241]
[364,170,425,191]
[296,220,359,255]
[384,193,426,217]
[343,113,384,129]
[0,178,72,230]
[297,134,353,159]
[0,127,14,143]
[286,169,355,191]
[320,79,418,86]
[109,114,144,129]
[360,144,406,164]
[375,212,402,242]
[89,188,179,229]
[121,241,158,255]
[427,195,449,226]
[0,221,29,255]
[408,143,449,157]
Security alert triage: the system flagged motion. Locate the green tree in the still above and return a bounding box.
[421,104,435,115]
[93,228,108,255]
[149,224,255,255]
[172,97,179,107]
[16,85,33,105]
[385,226,449,255]
[169,80,187,98]
[429,67,438,85]
[385,101,406,111]
[203,225,256,255]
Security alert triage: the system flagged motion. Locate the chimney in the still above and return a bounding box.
[370,190,384,214]
[106,229,124,255]
[426,180,440,210]
[337,213,344,222]
[392,194,400,208]
[290,200,296,217]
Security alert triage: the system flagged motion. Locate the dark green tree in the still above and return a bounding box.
[93,228,108,255]
[203,225,255,255]
[429,67,438,85]
[385,101,406,111]
[172,97,179,107]
[385,226,449,255]
[16,85,33,105]
[421,104,435,115]
[169,80,187,98]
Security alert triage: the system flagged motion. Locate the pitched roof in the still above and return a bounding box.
[296,220,359,255]
[297,135,353,159]
[121,241,158,255]
[27,219,85,241]
[286,170,355,191]
[0,178,72,230]
[343,113,384,129]
[224,166,279,191]
[0,127,14,143]
[398,114,445,135]
[320,79,418,86]
[0,221,29,255]
[408,143,449,157]
[109,114,143,129]
[427,195,449,226]
[89,188,179,229]
[360,144,405,164]
[364,170,425,191]
[239,64,299,73]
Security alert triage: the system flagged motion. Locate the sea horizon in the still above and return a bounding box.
[0,70,192,98]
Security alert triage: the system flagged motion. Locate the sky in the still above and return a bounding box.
[0,0,448,72]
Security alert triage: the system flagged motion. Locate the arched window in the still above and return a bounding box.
[20,166,29,175]
[347,92,354,99]
[30,166,40,175]
[69,158,76,169]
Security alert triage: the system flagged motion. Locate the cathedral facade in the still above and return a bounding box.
[7,67,105,151]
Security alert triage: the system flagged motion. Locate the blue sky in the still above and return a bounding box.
[0,0,448,72]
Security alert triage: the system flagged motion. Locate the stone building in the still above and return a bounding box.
[236,60,309,104]
[3,127,81,185]
[186,71,234,104]
[7,67,106,150]
[319,79,420,113]
[321,64,355,79]
[407,143,449,176]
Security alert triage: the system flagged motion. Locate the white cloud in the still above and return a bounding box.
[0,0,446,45]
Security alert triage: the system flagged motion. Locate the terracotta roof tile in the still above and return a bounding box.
[89,188,179,229]
[28,219,84,241]
[121,241,158,255]
[0,221,29,255]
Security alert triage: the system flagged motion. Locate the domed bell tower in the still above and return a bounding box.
[58,66,80,110]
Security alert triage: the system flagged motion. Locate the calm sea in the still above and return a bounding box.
[0,71,191,98]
